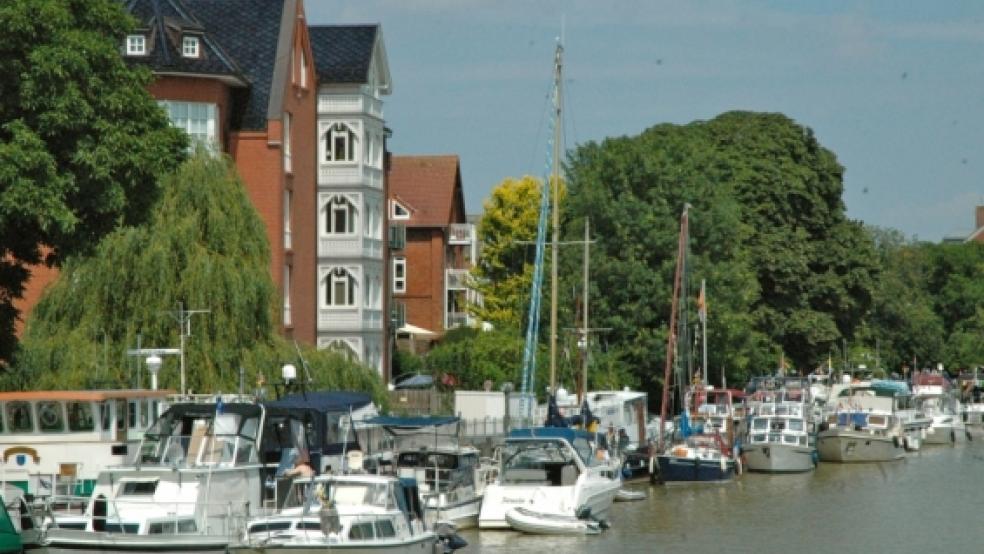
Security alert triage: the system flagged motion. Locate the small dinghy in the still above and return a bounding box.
[614,488,646,502]
[505,507,602,535]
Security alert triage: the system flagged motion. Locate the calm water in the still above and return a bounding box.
[461,439,984,553]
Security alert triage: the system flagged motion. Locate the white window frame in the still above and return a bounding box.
[324,122,357,163]
[283,112,292,173]
[324,195,357,235]
[326,339,358,361]
[283,190,292,249]
[393,256,406,294]
[283,264,292,326]
[127,35,146,56]
[299,49,307,88]
[182,36,199,58]
[391,200,410,220]
[159,100,217,151]
[324,267,357,307]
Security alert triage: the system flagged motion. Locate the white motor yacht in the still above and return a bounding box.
[478,428,620,533]
[230,473,464,554]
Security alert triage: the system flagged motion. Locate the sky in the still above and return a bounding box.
[307,1,984,242]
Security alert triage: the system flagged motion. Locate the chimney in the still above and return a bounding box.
[977,206,984,230]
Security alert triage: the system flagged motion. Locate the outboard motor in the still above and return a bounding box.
[433,521,467,553]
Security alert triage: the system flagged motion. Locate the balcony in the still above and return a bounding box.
[446,268,471,291]
[448,223,474,245]
[319,164,383,189]
[318,93,383,119]
[318,307,382,331]
[446,311,476,329]
[318,236,383,260]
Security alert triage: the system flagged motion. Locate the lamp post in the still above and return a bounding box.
[146,354,162,391]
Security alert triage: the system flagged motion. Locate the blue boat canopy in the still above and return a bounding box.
[265,391,372,413]
[508,427,595,443]
[366,415,459,428]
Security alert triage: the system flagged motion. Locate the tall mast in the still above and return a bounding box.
[549,41,563,395]
[659,205,690,450]
[580,218,590,403]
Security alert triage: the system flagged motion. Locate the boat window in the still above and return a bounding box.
[240,416,259,440]
[104,523,140,534]
[397,452,422,467]
[349,521,375,540]
[0,404,4,433]
[375,519,396,538]
[6,401,33,433]
[67,402,95,432]
[868,415,886,427]
[752,433,767,443]
[139,400,149,428]
[37,401,65,432]
[249,521,292,533]
[751,418,768,430]
[297,521,321,531]
[119,480,158,496]
[116,400,126,433]
[147,519,196,534]
[787,419,804,432]
[782,434,798,444]
[571,437,592,464]
[424,453,458,470]
[330,483,389,508]
[129,401,138,429]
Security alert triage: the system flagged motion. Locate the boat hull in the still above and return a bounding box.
[228,534,438,554]
[922,423,964,445]
[43,528,232,554]
[816,431,904,463]
[742,444,816,473]
[504,507,600,536]
[478,480,618,530]
[424,494,482,530]
[655,455,735,483]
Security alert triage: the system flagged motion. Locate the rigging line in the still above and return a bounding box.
[526,73,557,177]
[563,77,579,154]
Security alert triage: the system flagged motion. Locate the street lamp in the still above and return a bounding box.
[146,354,162,391]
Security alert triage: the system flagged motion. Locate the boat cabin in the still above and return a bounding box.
[0,389,171,498]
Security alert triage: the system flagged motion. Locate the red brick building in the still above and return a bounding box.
[387,156,478,350]
[14,0,394,379]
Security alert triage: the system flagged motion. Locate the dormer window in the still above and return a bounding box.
[182,36,200,58]
[391,200,410,220]
[126,34,146,56]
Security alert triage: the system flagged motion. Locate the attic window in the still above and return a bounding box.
[182,36,200,58]
[390,201,410,221]
[126,34,146,56]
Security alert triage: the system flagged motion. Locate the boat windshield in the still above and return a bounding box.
[138,406,260,466]
[501,439,582,486]
[281,480,393,511]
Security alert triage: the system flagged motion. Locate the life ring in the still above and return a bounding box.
[39,405,60,428]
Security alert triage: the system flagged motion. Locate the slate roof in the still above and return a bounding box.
[309,25,378,84]
[125,0,287,131]
[388,156,464,228]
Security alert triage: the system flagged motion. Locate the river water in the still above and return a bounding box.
[461,440,984,553]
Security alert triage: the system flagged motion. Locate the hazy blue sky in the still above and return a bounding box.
[308,1,984,241]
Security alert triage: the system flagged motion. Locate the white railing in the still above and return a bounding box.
[318,236,362,258]
[317,94,383,118]
[445,268,470,290]
[448,223,474,245]
[318,307,360,330]
[318,165,383,189]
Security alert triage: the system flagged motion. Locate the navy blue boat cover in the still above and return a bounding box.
[266,391,372,413]
[365,415,459,428]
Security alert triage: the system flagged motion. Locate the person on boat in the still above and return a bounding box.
[284,449,315,478]
[618,428,631,455]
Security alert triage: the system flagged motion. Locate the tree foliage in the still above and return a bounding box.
[9,153,386,403]
[0,0,187,363]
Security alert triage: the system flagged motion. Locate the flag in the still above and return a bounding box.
[697,281,707,323]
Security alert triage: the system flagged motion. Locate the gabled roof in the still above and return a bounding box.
[388,156,465,228]
[309,25,388,90]
[125,0,289,131]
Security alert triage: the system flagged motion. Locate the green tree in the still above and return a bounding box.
[422,328,535,392]
[10,152,385,403]
[471,176,565,330]
[0,0,187,364]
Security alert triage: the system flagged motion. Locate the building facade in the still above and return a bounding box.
[387,156,479,349]
[309,26,391,374]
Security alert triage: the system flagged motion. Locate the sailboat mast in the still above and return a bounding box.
[659,205,690,450]
[549,41,563,395]
[580,218,590,404]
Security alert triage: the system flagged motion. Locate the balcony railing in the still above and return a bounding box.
[317,93,383,119]
[318,236,383,259]
[446,268,471,290]
[317,307,382,331]
[318,164,383,189]
[448,223,474,245]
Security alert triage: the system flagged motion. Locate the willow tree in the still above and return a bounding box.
[11,152,386,403]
